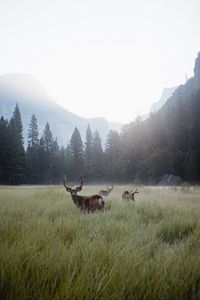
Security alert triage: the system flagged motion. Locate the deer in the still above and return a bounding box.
[122,189,139,201]
[63,175,105,212]
[99,184,113,197]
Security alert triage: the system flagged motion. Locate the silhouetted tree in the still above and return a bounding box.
[91,130,104,182]
[84,125,93,181]
[69,127,84,179]
[8,104,25,184]
[26,115,40,183]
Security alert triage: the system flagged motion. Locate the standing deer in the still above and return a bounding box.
[99,184,113,197]
[122,189,139,201]
[63,176,105,212]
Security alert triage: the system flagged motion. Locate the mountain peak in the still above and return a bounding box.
[0,73,122,146]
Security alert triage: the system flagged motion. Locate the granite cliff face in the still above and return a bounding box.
[0,73,121,146]
[150,87,177,113]
[161,52,200,111]
[194,52,200,92]
[148,52,200,117]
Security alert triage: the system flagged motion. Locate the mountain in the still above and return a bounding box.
[0,73,122,146]
[141,86,177,121]
[119,52,200,183]
[160,51,200,112]
[150,87,178,113]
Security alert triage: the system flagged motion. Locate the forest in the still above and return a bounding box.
[1,53,200,185]
[0,82,200,185]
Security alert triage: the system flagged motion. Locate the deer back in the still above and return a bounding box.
[72,194,104,212]
[122,191,130,200]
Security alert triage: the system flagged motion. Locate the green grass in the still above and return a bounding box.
[0,185,200,300]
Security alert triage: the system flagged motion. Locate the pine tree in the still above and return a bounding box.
[84,125,93,180]
[51,138,62,183]
[91,130,104,182]
[38,137,46,183]
[0,117,10,183]
[8,104,25,184]
[26,115,40,183]
[42,122,54,184]
[105,130,122,181]
[69,127,84,179]
[28,114,39,147]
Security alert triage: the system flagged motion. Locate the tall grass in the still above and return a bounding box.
[0,185,200,299]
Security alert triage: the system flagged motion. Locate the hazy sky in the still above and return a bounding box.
[0,0,200,123]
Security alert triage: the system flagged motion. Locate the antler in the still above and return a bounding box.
[74,176,84,192]
[132,189,139,195]
[63,175,72,192]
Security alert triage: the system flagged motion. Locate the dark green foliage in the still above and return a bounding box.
[105,130,123,182]
[8,104,25,184]
[26,115,40,183]
[90,130,104,182]
[68,127,84,179]
[0,117,10,183]
[84,125,93,181]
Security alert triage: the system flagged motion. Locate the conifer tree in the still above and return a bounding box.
[84,125,93,180]
[26,115,40,183]
[105,130,122,181]
[28,114,39,147]
[0,117,10,183]
[91,130,104,181]
[8,104,25,184]
[69,127,84,178]
[42,122,54,184]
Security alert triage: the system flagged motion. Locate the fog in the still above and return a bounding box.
[0,0,200,122]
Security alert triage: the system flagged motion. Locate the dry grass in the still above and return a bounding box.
[0,184,200,300]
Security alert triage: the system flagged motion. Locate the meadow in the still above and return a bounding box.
[0,184,200,300]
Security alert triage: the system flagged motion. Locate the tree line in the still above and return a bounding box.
[0,85,200,185]
[0,104,122,184]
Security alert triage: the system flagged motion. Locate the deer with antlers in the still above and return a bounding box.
[63,176,105,212]
[122,189,139,201]
[99,184,113,197]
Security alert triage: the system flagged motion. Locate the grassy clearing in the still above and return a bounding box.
[0,185,200,300]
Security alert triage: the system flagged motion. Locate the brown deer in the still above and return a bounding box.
[63,176,105,212]
[99,184,113,197]
[122,189,139,201]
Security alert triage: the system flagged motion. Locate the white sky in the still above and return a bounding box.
[0,0,200,123]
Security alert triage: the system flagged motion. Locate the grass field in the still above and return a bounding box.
[0,184,200,300]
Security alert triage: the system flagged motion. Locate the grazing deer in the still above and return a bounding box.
[63,176,105,212]
[122,189,139,201]
[99,184,113,197]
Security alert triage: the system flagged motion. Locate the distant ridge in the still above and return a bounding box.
[150,87,178,113]
[0,73,122,146]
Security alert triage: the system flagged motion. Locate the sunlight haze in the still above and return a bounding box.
[0,0,200,123]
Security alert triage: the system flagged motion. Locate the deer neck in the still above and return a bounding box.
[131,194,135,201]
[71,193,82,206]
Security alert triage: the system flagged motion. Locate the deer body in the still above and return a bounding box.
[122,191,131,200]
[64,176,104,212]
[122,189,139,201]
